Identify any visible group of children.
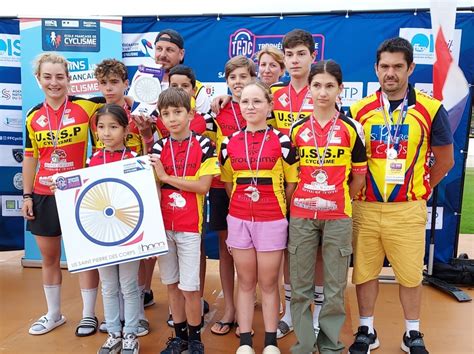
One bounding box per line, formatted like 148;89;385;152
23;28;367;354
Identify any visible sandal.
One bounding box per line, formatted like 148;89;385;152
29;315;66;335
235;323;254;338
276;319;293;339
210;321;235;335
75;316;98;337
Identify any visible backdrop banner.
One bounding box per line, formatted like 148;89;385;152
20;18;122;263
0;19;23;250
122;12;473;264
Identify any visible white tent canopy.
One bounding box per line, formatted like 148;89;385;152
3;0;473;18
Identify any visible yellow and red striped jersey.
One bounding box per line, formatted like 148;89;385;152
290;114;367;219
152;132;219;233
24;97;100;195
220;127;299;221
349;86;452;202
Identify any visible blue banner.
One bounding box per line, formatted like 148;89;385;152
123;12;474;264
0;19;23;250
21;18;123;263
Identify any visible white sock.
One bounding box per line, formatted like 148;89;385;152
138;285;146;320
405;319;420;336
44;284;61;321
81;287;98;318
280;284;292;325
360;316;374;334
313;285;324;328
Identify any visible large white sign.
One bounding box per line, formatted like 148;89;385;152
53;156;167;273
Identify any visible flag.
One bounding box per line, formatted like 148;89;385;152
430;0;470;133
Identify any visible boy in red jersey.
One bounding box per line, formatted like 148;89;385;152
150;88;219;354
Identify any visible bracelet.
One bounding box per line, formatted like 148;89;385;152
23;197;33;202
23;193;33;199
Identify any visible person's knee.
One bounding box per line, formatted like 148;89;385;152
182;289;200;301
258;277;279;294
41;253;60;268
238;276;257;292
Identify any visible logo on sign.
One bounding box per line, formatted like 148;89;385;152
229;29;255;58
12;148;23;163
45;31;62;49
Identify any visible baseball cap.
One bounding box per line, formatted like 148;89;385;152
154;29;184;49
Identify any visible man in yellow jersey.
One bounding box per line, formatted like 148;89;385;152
348;37;454;354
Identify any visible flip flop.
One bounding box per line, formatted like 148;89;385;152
210;321;235;335
235;323;255;338
75;316;98;337
29;315;66;335
276;319;293;339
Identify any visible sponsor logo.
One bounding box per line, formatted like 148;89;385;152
399;28;462;65
205;84;215;97
138;240;167;254
123;158;149;174
0;34;21;67
13;172;22;190
12;148;23;163
229;28;324;61
414;83;433;97
56;175;82;190
1;195;23;217
44;20;58;27
426;206;443;230
278;93;289;108
340;82;363;107
36;115;48;128
0;84;22;107
1;110;22;130
0;132;22;145
122;33;158;67
42;19;100;52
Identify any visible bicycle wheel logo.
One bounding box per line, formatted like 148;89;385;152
75;178;144;246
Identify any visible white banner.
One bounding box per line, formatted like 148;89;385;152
53;156;167;272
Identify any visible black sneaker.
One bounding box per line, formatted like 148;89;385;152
348;326;380;353
160;337;188;354
203;300;209;314
144;290;155;308
188;340;205;354
401;331;429;354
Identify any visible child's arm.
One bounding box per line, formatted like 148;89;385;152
149;154;213;195
224;182;233;198
285;183;297;206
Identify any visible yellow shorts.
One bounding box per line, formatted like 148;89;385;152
351;200;427;287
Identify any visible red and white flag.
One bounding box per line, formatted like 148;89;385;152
430;0;469;133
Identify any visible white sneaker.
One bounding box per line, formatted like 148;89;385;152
236;345;255;354
122;333;139;354
263;345;281;354
98;333;122;354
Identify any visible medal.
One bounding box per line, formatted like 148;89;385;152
387;147;398;160
51;150;60;163
251;190;260;202
315;170;328;184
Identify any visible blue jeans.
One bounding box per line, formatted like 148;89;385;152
99;260;140;334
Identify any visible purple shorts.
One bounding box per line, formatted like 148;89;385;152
226;214;288;252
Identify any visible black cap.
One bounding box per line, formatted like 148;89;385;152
154;29;184;49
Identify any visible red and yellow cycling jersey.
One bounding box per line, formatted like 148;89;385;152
349;86;452;202
271;82;314;136
152;133;220;233
87;148;138;167
290;114;367;219
154;111;215;142
220;127;299;221
24;96;100;195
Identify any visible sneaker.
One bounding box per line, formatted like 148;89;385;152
276;319;293;339
203;300;210;314
160;337;188;354
122;333;139;354
167;314;174;328
188;340;205;354
401;331;429;354
99;321;108;333
144;290;155;308
348;326;380;354
98;333;122;354
137;319;149;337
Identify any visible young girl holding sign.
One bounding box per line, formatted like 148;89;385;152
88;104;140;354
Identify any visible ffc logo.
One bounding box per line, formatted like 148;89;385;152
229;29;255;58
45;31;62;49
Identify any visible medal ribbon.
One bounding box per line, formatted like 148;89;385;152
169;133;193;179
309;111;339;169
230;101;243;131
45;98;68;150
244;127;269;188
380;90;409;155
103;148;127;165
